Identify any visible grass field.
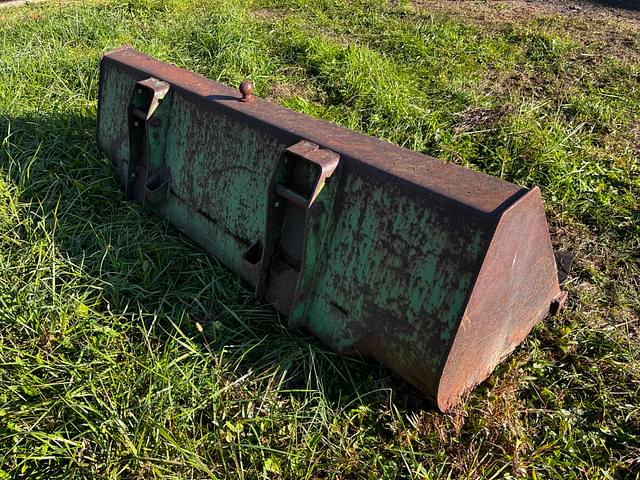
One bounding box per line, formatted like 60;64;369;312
0;0;639;478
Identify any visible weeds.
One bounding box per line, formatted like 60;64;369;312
0;0;638;478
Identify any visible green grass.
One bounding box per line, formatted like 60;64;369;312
0;0;639;478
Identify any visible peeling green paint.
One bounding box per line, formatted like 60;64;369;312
97;49;561;408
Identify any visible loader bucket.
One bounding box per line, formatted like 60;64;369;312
96;47;565;411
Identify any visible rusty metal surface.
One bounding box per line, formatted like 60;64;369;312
127;77;170;203
96;47;564;411
437;187;562;411
98;47;522;215
256;140;340;314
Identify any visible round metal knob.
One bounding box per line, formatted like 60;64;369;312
239;80;255;103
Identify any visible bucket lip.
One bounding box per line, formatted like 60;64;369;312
99;46;526;217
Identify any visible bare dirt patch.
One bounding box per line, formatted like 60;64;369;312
454;105;511;133
412;0;640;63
267;82;300;100
0;0;46;6
412;0;640;23
251;8;286;22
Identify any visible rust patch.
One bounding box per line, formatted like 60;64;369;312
437;187;561;411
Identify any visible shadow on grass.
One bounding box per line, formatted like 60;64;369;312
0;111;434;412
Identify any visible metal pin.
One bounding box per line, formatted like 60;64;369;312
239;80;255;103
